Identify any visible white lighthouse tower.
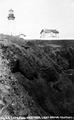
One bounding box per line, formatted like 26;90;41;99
7;9;15;35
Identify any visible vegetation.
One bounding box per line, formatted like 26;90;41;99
0;34;74;118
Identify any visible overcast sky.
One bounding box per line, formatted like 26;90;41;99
0;0;74;38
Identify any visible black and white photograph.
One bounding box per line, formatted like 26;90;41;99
0;0;73;119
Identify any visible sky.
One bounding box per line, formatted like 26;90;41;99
0;0;74;38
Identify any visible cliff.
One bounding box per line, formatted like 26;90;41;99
0;35;74;119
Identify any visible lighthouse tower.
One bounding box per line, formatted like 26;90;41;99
7;9;15;35
8;9;15;20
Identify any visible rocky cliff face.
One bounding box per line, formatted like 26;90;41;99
0;36;74;119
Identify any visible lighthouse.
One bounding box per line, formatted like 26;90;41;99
8;9;15;20
7;9;15;35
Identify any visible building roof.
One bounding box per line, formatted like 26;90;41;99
40;29;59;34
19;34;26;37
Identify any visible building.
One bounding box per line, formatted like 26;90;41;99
19;34;26;39
7;9;15;35
8;9;15;20
40;29;59;38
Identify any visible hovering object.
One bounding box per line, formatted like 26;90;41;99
8;9;15;20
40;29;59;38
